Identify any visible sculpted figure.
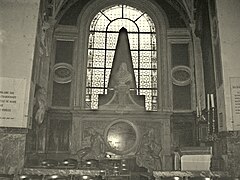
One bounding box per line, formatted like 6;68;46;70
114;63;133;107
40;12;51;56
34;87;47;124
136;128;162;172
77;127;106;160
115;62;133;86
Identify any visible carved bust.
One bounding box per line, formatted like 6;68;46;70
115;62;133;86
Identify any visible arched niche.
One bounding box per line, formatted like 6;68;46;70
75;0;170;111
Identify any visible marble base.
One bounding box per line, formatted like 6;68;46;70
0;128;27;174
22;168;104;176
153;171;229;179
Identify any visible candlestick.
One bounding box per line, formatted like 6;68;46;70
207;108;211;135
210;94;215;108
212;107;215;134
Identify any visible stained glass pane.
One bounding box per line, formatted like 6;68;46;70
86;69;92;87
108;19;138;32
90;93;99;109
131;51;139;68
151;34;157;50
139;70;152;88
152;57;157;69
92;14;110;31
140;34;152;50
106;50;115;68
152;70;157;89
152;89;157;96
89;33;94;48
106;33;118;49
140;51;152;68
90;13;100;31
88;50;105;68
92;32;105;49
143;13;155;31
135;15;151;32
128;33;139;50
92;69;104;87
123;5;143;20
103;5;122;21
139;89;153;110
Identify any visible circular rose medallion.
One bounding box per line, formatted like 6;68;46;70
171;66;192;86
53;63;73;83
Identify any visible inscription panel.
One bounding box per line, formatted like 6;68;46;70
0;77;27;127
230;77;240;130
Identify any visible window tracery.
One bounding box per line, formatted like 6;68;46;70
86;5;157;111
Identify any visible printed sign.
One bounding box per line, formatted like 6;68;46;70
230;77;240;130
0;77;26;127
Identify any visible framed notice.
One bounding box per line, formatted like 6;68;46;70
230;77;240;130
0;77;27;127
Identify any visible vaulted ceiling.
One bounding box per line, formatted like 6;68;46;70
46;0;195;25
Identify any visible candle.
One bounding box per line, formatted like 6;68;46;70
198;99;202;116
196;105;199;117
207;94;210;111
210;94;215;108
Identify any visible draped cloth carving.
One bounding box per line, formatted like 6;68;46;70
136;128;162;172
76;127;106;161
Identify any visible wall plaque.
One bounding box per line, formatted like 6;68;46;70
0;77;27;127
230;77;240;130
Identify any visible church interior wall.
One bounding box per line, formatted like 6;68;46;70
1;0;240;178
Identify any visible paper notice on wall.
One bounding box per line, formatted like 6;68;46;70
0;77;26;127
230;77;240;131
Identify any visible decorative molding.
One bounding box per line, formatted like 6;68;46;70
53;63;74;84
55;25;78;36
167;28;191;39
71;110;172;121
0;127;28;134
171;66;192;86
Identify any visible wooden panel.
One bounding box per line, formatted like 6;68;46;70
47;111;72;152
171;113;195;148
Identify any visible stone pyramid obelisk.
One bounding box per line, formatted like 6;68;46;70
108;27;136;89
99;27;144;111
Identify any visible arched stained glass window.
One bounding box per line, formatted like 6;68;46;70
86;5;157;111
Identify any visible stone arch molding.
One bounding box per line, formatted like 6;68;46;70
75;0;170;110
